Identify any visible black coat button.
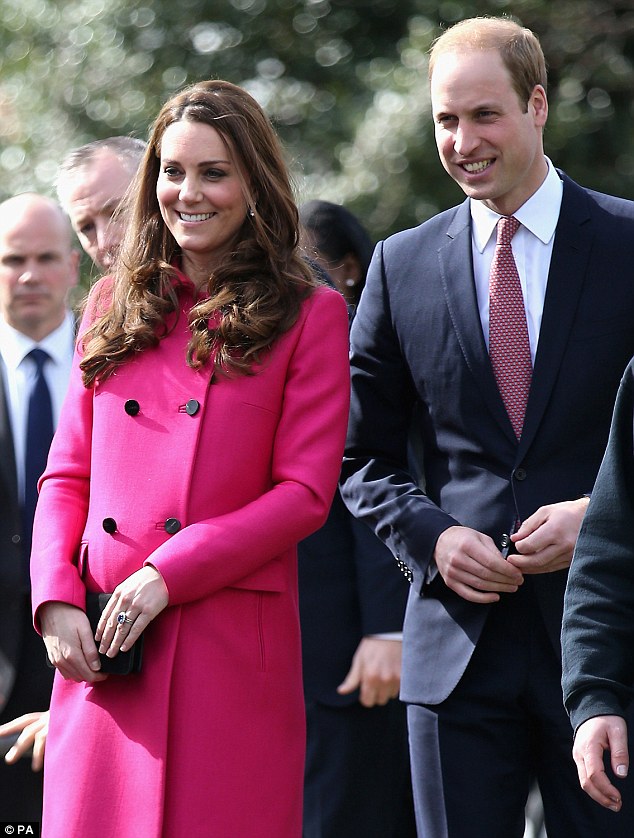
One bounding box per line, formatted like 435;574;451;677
102;517;117;534
514;467;527;481
185;399;200;416
165;517;181;534
124;399;140;416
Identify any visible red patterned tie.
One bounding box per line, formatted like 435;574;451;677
489;216;532;439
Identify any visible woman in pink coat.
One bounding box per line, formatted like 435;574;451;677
30;80;350;838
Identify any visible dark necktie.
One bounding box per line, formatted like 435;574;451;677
488;216;533;440
23;347;54;552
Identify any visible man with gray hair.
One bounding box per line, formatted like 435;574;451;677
56;136;146;271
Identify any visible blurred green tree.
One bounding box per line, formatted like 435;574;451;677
1;0;633;247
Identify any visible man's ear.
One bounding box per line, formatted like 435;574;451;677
530;84;548;128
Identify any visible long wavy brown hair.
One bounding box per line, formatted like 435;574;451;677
79;79;317;386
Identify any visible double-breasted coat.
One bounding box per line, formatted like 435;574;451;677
30;270;351;838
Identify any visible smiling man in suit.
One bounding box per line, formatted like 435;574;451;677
0;193;79;822
340;16;634;838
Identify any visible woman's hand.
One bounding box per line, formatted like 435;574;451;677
95;565;169;658
39;601;107;683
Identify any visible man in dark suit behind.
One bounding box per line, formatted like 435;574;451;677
299;492;416;837
0;194;78;821
0;139;147;813
340;16;634;837
298;198;416;838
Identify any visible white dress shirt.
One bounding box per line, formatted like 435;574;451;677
0;311;75;502
470;157;564;364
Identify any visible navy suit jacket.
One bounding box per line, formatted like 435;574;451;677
341;172;634;705
0;371;25;711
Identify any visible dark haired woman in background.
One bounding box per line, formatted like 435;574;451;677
300;199;374;308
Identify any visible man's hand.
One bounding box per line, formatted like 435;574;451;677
509;497;590;574
0;711;49;771
337;637;402;707
573;715;628;811
39;601;106;683
434;526;523;603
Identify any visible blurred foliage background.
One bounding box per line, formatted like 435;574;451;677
1;0;634;251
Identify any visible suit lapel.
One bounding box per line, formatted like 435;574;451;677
439;180;594;454
0;361;18;502
518;175;592;458
438;200;517;442
0;360;21;599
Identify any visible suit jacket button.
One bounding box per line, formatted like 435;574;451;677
165;517;181;534
185;399;200;416
102;517;117;534
514;467;527;481
11;533;21;544
124;399;140;416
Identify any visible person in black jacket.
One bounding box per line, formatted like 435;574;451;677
562;356;634;815
0;194;79;822
0;138;145;786
298;200;416;838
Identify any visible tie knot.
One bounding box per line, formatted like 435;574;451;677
496;216;520;247
28;347;50;372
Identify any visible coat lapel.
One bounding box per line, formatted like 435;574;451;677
518;175;592;458
0;363;18;502
438;200;517;442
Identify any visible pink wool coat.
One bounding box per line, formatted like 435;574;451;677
30;272;351;838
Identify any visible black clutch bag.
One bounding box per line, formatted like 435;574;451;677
85;592;144;675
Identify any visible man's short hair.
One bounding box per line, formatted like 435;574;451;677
56;136;146;209
429;17;547;111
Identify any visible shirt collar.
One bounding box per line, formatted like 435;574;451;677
0;310;75;371
471;157;563;253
